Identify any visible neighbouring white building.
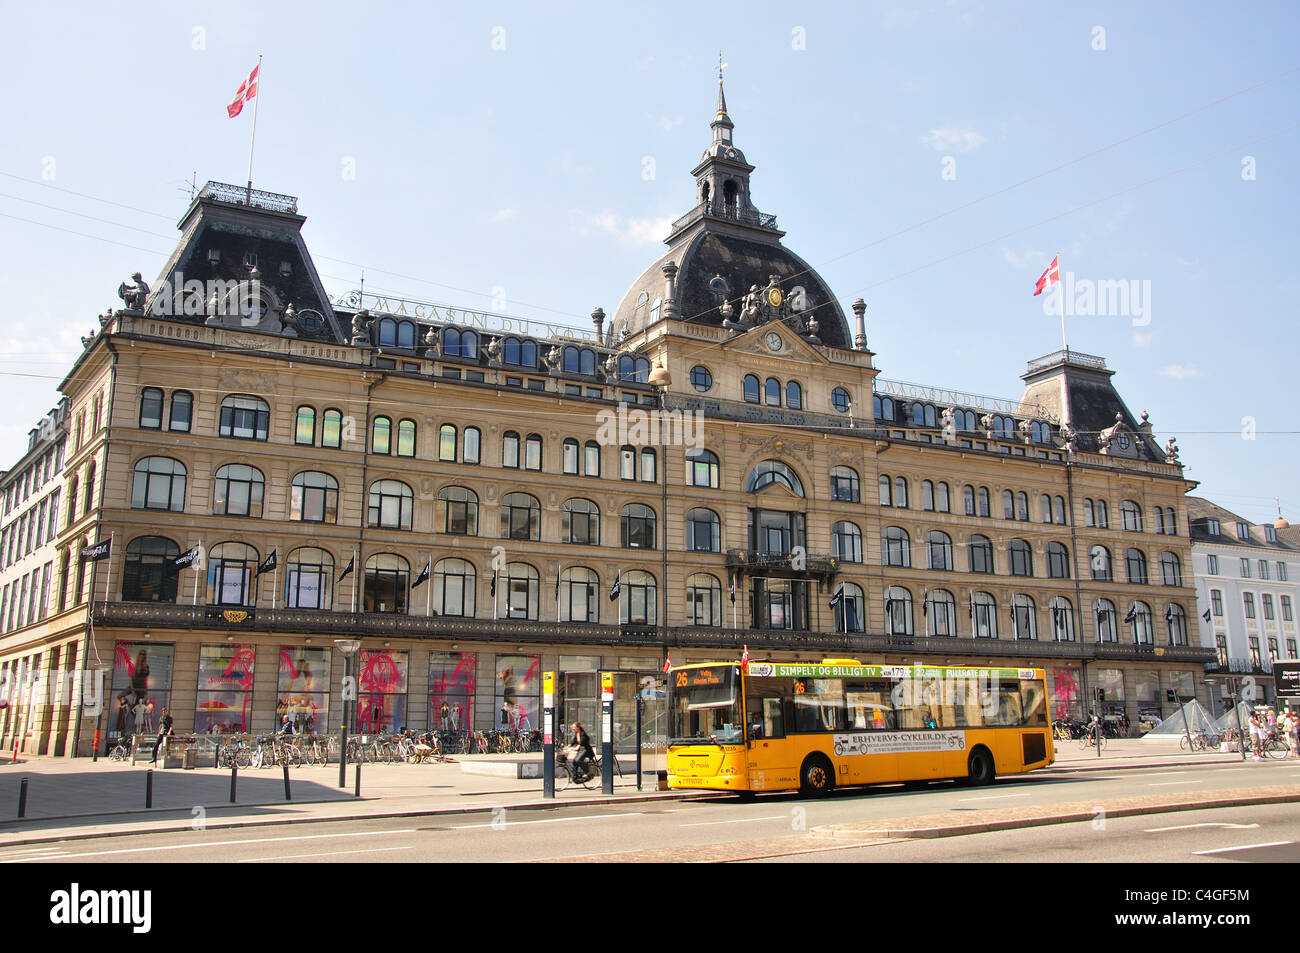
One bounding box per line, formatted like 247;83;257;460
1188;496;1299;715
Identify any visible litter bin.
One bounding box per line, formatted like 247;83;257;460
182;747;196;770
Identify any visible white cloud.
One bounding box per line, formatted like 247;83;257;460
920;127;987;153
578;210;674;246
1160;363;1199;379
491;208;517;223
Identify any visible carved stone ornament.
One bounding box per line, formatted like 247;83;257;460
117;271;150;311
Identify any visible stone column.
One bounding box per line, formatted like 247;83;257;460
852;298;867;350
661;263;680;319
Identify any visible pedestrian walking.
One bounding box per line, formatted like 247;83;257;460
150;707;174;764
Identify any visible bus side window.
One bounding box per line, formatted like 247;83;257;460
746;694;785;739
1020;680;1047;727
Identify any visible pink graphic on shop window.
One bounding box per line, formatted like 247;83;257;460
431;655;476;730
358;651;403;734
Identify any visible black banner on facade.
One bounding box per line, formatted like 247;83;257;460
80;539;112;562
1275;661;1300;700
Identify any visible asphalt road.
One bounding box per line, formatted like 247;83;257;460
0;758;1295;863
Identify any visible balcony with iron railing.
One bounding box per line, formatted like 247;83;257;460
667;200;780;239
198;180;299;215
91;601;1215;663
1025;349;1108;375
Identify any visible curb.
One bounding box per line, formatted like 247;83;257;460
810;789;1300;840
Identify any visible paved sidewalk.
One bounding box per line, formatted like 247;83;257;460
0;738;1284;849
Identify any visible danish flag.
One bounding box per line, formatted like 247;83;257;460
662;652;672;674
227;63;259;118
1033;255;1060;296
740;645;750;672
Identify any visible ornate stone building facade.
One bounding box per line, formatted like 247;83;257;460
0;84;1213;756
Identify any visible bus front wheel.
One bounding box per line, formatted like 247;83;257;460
966;748;995;786
800;755;835;797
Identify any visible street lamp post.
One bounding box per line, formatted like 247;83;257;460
335;638;361;788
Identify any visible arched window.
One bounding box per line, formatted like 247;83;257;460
1096;500;1109;528
831;466;860;503
927;531;953;571
1050;597;1075;642
371;416;392;455
1165;507;1177;535
686;508;720;552
621;503;657;549
562;498;600;545
926;589;956;637
1054;496;1067;525
1009;539;1033;577
1041;494;1053;523
1012;594;1037;640
743;374;760;403
764;377;781;407
619;445;635;481
963;485;976;516
785;381;803;409
1089;545;1113;581
396;419;417;458
364;554;409;614
895;478;909;509
882;526;911;567
562;438;580;475
208;542;259;606
499;563;539;620
834;582;865;633
321;409;343;448
618;355;650;383
1016;492;1029;521
583;441;601;477
290;471;339;524
433;558;476;617
463;427;481;464
832;522;863;563
978;487;990;517
503;337;537;367
1154;507;1166;534
524;433;542;471
131;457;186;511
285;547;333;609
439;424;458;462
924;481;937;511
686;573;722;627
1125;548;1148;585
1095;599;1118;642
1003;490;1015;519
436;486;479;535
1047;541;1071;579
219;395;270;440
972;592;998;639
502;431;520;468
122;536;180;603
378;317;397;347
873;395;892;420
1084;499;1095;526
501;492;541;541
936;482;950;513
1129;601;1153;645
139;387;163;430
746;460;804;496
686;449;719;488
1121;500;1142;531
294;406;316;445
559;567;599;623
1160;552;1182;587
1166;604;1188;646
367;480;413;530
879;475;893;506
968;534;994;574
621;571;657;625
213;464;264;518
444;328;478;359
640;447;656;482
168;391;193;432
884;587;913;637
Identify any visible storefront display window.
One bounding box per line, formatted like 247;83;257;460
429;652;475;731
1050;667;1082;720
195;643;255;734
110;641;174;739
495;654;540;731
357;649;408;734
278;645;331;733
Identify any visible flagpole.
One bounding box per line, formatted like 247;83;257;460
1057;251;1068;355
245;53;263;205
192;544;200;606
351;549;357;614
271;557;278;611
426;554;432;617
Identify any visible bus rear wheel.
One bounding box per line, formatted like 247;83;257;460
800;755;835;797
966;748;995;786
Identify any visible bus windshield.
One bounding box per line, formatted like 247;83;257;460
669;666;743;745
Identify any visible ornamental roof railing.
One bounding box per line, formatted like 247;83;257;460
1025;348;1108;374
199;180;299;215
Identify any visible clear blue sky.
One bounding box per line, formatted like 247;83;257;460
1;1;1296;523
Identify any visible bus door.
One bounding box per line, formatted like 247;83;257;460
843;678;900;783
744;677;795;791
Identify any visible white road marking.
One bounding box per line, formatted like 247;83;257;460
1193;841;1293;855
1145;823;1260;832
1;829;416;863
1148;781;1199;786
452;812;642;830
956;793;1033;802
239;846;414;863
680;815;788;827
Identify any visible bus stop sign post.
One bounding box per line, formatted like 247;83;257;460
635;692;643;792
601;672;614;795
542;671;555;799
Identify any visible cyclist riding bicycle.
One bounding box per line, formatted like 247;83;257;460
563;721;595;781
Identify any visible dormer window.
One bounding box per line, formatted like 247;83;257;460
242;252;257;270
1236;521;1250;540
1265;525;1278;543
1207;518;1220;535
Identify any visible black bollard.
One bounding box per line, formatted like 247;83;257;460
229;765;238;803
145;769;153;809
354;759;361;798
17;777;28;818
282;763;291;801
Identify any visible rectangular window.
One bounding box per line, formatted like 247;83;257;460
110;641;175;741
429;652;476;732
1283;596;1294;622
357;649;409;734
1207;554;1218;575
1277;561;1287;582
1243;593;1256;619
1259;560;1270;580
1240;558;1251;578
278;645;331;733
1211;590;1224;617
1263;595;1275;621
195;643;255;734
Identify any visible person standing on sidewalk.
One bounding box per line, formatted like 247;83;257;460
1248;709;1264;760
151;708;174;764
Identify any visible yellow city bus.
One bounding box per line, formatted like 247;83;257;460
667;659;1054;796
